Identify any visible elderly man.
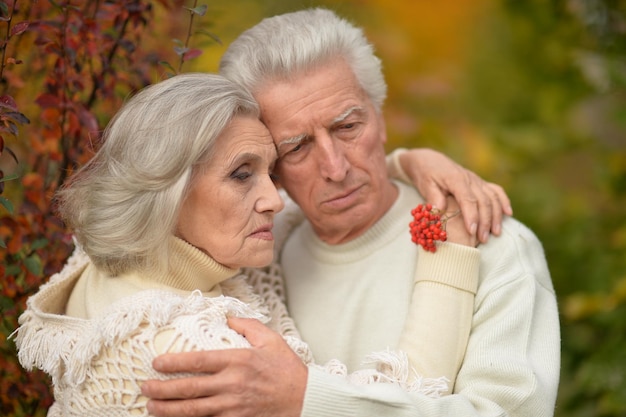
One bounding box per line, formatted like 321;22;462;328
142;8;559;417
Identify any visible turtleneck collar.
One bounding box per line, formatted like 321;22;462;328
157;236;241;292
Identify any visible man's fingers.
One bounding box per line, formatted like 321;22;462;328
152;348;242;374
227;317;275;347
146;395;224;417
142;374;218;400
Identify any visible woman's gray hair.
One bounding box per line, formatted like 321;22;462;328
56;73;259;276
219;7;387;112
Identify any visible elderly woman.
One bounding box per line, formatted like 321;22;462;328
14;73;293;416
14;73;497;416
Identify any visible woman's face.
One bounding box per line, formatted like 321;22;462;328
176;115;284;269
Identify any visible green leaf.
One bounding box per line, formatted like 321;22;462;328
0;173;19;183
185;5;208;16
0;238;5;249
24;254;43;276
0;196;14;214
0;296;15;312
30;238;49;251
174;46;188;56
4;264;20;276
196;29;222;45
158;60;177;75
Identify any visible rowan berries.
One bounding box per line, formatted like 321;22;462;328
409;203;457;253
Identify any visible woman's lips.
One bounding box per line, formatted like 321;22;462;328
249;224;274;240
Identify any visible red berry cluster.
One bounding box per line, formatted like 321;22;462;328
409;203;449;253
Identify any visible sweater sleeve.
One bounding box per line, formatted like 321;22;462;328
398;242;479;394
386;148;412;184
301;218;560;417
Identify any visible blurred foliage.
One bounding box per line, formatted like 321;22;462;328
459;2;626;415
0;0;211;415
0;0;624;416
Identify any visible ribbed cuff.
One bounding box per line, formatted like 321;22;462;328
415;242;480;294
301;367;360;417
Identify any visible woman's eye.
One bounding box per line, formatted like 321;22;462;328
231;169;252;181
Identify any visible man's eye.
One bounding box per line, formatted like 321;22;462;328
279;143;304;160
279;138;310;162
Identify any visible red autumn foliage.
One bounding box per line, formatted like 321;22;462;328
0;1;209;415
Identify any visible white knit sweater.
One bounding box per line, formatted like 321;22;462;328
290;192;561;416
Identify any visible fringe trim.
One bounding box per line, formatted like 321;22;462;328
319;348;449;398
12;246;90;377
14;288;266;385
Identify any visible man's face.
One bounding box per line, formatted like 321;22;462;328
255;59;397;244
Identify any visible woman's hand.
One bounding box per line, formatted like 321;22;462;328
396;148;512;243
441;196;479;248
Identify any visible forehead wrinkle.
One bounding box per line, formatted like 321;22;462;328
231;152;261;165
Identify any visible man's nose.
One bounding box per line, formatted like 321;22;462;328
317;134;349;182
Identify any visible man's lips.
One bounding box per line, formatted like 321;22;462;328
322;185;363;209
249;224;274;240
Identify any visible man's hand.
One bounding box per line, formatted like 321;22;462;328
399;148;512;243
141;317;307;417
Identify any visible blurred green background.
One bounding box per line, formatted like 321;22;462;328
2;0;625;415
